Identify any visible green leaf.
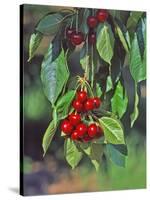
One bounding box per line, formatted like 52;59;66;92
96;83;102;97
41;46;69;105
130;87;139;127
96;23;115;64
91;160;100;172
56;90;76;119
106;76;113;92
80;143;103;172
99;117;125;144
115;22;130;53
130;33;146;82
127;11;143;31
80;8;90;34
137;18;146;60
111;81;128;118
80;55;90;70
106;144;126;167
90;143;103;161
64;139;82;169
42;120;58;156
36;13;66;35
110;144;128;156
28;32;43;61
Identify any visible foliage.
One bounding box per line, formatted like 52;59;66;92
28;8;146;170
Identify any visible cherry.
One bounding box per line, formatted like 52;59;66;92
66;27;75;39
87;16;98;28
76;123;87;138
77;91;87;103
92;97;101;108
88;123;98;137
96;9;108;22
71;130;79;140
61;120;73;134
88;31;96;45
68;113;81;126
70;31;84;45
82;135;92;143
84;98;94;111
96;126;103;138
72;100;83;112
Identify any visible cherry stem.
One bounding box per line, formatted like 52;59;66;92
91;44;94;89
92;8;95;16
70;16;74;28
76;10;79;33
84;36;89;80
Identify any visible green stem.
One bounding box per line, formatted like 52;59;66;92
76;10;79;33
84;36;89;80
91;44;94;89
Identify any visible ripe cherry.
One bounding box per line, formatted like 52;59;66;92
88;123;98;137
87;16;98;28
84;98;94;111
71;130;79;140
66;27;75;39
76;123;87;138
72;100;83;112
69;113;81;126
92;97;101;108
88;31;96;45
61;120;73;135
96;9;109;22
77;91;87;103
70;31;84;45
96;126;103;138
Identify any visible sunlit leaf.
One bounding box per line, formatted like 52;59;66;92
96;23;115;64
99;117;125;144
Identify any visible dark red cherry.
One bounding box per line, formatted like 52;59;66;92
76;123;87;138
87;16;98;28
77;91;87;103
70;32;84;45
68;113;81;126
96;9;109;22
72;100;83;112
84;98;94;111
60;120;73;135
92;97;101;108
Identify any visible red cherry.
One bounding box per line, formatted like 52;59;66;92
88;31;96;44
87;16;98;28
92;97;101;108
71;130;79;140
72;100;83;112
68;113;81;126
96;9;109;22
70;32;84;45
88;123;98;137
82;135;92;143
76;123;87;138
77;91;87;103
84;98;94;111
96;126;103;138
60;120;73;135
66;27;75;39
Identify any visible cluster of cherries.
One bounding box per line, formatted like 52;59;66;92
66;9;108;46
60;90;103;143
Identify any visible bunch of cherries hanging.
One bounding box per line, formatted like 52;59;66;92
61;9;109;143
61;90;104;143
66;9;108;45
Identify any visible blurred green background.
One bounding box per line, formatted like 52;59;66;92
22;4;146;196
